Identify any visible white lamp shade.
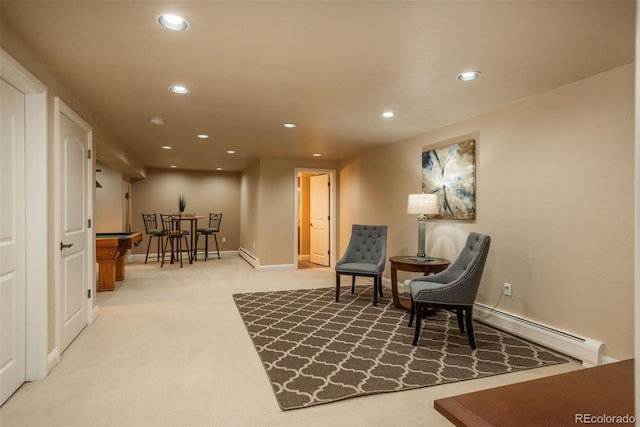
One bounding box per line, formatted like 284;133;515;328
407;193;439;215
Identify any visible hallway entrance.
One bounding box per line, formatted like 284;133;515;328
295;168;336;269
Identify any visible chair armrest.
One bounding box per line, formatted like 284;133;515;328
409;267;455;285
409;278;470;305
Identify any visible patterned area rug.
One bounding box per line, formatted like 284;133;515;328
233;286;569;410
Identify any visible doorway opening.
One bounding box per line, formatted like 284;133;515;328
295;168;336;269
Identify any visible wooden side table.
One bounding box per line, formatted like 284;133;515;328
389;256;450;311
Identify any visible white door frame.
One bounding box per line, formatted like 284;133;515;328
0;49;49;380
53;97;95;356
293;168;336;268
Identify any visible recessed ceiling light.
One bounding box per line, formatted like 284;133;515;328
382;111;396;118
312;153;322;157
196;134;209;139
157;14;189;31
226;150;236;154
161;145;173;150
150;117;165;125
169;85;190;94
170;165;177;168
283;123;297;128
457;71;482;81
216;167;223;171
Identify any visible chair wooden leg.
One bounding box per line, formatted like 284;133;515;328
335;273;341;302
378;276;383;297
145;236;152;264
408;296;415;327
412;303;423;346
166;237;175;263
194;233;207;261
213;234;220;259
173;238;178;263
351;276;355;294
373;279;378;306
161;236;172;267
457;309;465;333
156;235;162;261
184;236;192;264
465;308;476;349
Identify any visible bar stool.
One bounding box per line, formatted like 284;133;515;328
142;213;165;263
195;213;222;261
160;214;192;267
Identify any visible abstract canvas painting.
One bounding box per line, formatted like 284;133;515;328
422;139;476;220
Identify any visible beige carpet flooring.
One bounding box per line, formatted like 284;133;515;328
0;256;582;427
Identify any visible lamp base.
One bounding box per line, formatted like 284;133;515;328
417;216;426;260
409;256;437;262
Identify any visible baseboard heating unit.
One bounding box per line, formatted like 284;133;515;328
474;304;604;367
238;247;257;268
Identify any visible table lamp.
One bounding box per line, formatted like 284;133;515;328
407;193;439;259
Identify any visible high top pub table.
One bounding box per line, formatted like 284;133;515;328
389;256;450;311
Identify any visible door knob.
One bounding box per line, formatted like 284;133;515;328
60;242;74;250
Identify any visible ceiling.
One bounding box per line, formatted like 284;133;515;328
1;1;635;174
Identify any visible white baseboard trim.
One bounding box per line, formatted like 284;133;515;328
299;254;310;261
601;355;619;364
47;348;60;374
474;303;604;367
260;263;296;271
237;248;296;270
128;250;238;262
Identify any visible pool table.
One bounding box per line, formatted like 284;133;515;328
96;232;142;291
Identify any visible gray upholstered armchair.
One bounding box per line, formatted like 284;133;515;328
335;224;388;306
408;232;491;349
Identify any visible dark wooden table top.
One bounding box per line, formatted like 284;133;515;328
434;358;635;427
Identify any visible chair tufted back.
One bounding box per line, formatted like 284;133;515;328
339;224;387;268
411;232;491;305
448;232;490;279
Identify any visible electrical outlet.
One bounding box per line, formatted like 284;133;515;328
222;236;227;243
504;282;512;297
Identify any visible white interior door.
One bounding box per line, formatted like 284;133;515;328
57;99;92;353
310;174;330;266
0;78;27;405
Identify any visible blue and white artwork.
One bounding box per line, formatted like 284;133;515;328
422;139;476;220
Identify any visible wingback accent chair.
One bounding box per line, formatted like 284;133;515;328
408;232;491;349
335;224;388;306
